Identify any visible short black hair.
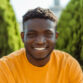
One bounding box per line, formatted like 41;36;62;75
23;7;57;23
23;7;57;31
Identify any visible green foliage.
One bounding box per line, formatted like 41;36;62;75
0;0;23;57
56;0;83;66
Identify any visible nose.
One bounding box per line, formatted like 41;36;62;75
35;35;46;45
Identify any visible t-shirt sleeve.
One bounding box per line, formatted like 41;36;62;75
0;68;6;82
0;58;15;83
69;57;83;83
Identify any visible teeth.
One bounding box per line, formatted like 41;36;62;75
34;48;45;50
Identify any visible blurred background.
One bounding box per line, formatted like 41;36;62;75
0;0;83;69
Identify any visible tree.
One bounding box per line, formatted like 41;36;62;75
0;0;23;57
56;0;83;67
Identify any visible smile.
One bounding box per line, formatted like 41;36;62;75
34;48;46;50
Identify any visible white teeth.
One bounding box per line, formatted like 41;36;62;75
34;48;45;50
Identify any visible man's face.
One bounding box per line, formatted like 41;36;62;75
22;18;57;60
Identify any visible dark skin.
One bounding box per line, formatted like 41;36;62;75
21;18;58;67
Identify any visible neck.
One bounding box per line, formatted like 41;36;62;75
26;53;50;67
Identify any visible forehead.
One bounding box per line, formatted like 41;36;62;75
24;18;56;31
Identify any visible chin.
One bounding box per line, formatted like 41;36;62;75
25;46;54;60
30;50;52;60
31;55;49;60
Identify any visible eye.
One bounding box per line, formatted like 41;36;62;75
27;32;37;38
45;31;53;38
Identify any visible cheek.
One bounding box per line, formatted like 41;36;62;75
24;35;31;43
47;38;55;45
47;36;55;43
48;36;56;46
24;37;34;46
51;35;56;43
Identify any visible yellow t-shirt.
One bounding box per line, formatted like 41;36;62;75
0;48;83;83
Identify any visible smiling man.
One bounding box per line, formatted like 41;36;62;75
0;7;83;83
22;18;57;67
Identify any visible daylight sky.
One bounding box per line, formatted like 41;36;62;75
10;0;70;21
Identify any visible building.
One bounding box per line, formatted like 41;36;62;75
50;0;63;19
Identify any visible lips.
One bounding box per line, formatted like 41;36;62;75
31;44;49;51
34;48;46;51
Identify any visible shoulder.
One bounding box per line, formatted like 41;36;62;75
0;48;25;68
53;49;77;62
52;49;82;69
52;49;72;61
7;48;25;58
0;48;25;61
0;49;25;82
52;50;83;81
0;48;26;76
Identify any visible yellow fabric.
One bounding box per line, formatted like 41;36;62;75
0;48;83;83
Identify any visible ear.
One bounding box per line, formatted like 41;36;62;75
21;32;24;42
56;32;59;39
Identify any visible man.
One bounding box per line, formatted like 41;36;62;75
0;7;83;83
